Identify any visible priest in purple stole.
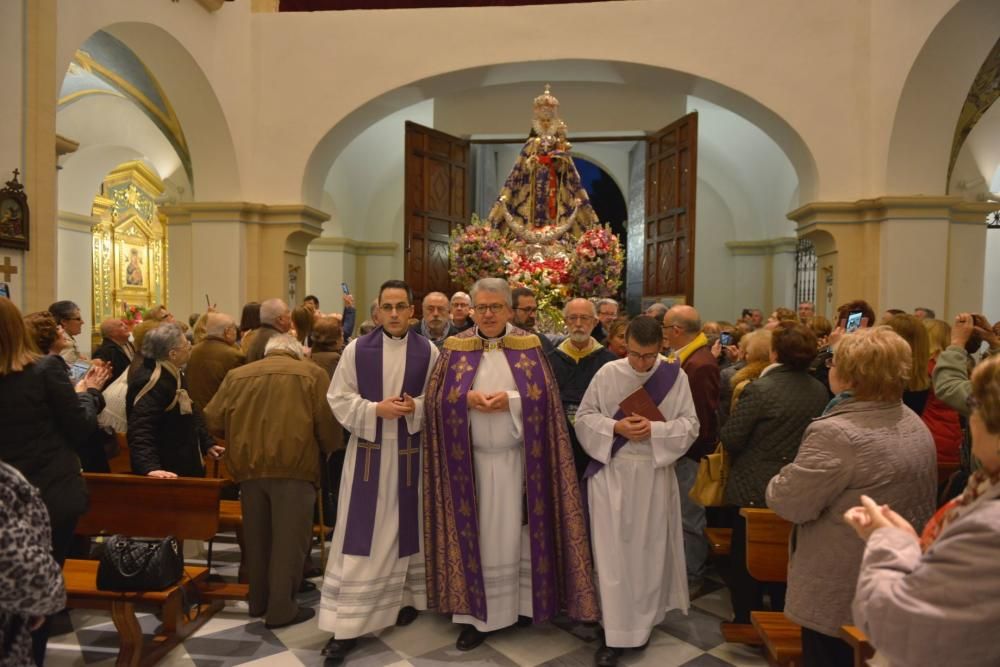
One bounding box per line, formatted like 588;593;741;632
319;280;439;661
423;278;599;652
575;316;699;667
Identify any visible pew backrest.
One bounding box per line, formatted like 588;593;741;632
740;507;793;583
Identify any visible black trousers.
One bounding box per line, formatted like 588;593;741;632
801;627;854;667
31;514;79;666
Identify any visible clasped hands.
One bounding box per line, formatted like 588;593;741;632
843;494;918;543
75;359;112;393
375;393;417;419
467;390;510;413
614;413;652;441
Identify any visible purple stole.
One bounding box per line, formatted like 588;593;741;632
582;359;680;482
344;327;432;558
438;338;557;623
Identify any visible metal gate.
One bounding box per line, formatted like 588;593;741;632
794;239;817;306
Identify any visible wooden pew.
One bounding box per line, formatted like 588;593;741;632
705;527;733;557
741;508;801;667
66;473;247;667
840;625;876;667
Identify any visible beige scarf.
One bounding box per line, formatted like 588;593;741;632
133;360;193;415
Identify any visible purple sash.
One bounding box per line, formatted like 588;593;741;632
344;327;432;557
438;342;558;622
582;359;680;482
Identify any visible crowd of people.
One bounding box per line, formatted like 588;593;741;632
1;284;999;667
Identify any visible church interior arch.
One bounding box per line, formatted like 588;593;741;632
304;61;810;322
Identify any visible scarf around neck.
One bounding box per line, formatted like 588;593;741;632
133;360;193;415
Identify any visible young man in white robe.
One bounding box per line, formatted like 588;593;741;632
575;315;700;667
319;279;439;660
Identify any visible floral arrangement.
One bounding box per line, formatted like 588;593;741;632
121;302;143;325
449;214;510;289
569;224;624;299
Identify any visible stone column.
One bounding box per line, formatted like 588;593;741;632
160;202;328;318
789;196;996;320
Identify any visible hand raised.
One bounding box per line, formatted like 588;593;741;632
952;313;974;348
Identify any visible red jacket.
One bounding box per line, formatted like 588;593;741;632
682;345;720;460
921;358;962;465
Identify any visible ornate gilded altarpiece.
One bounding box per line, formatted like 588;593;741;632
91;161;168;346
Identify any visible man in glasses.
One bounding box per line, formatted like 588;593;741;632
660;304;720;593
424;278;598;651
547;298;617;478
319;279;439;660
574;316;698;667
511;286;555;354
411;291;457;347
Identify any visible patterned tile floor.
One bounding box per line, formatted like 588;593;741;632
45;535;768;667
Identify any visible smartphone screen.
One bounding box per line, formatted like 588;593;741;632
341;282;350;295
720;332;733;347
845;311;863;333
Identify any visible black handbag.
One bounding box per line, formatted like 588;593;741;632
96;535;184;591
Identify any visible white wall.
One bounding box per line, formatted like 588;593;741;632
1;0;24;307
57;226;94;355
983;229;1000;322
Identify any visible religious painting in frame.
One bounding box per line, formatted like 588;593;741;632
0;169;29;251
91;161;168;348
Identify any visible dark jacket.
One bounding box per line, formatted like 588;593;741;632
721;365;829;507
410;321;459;348
245;323;285;363
92;337;133;382
683;345;721;461
186;336;246;412
546;340;617;478
0;355;103;526
126;359;212;477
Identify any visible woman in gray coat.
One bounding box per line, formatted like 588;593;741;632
846;352;1000;667
766;327;937;667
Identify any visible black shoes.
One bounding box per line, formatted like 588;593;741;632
264;606;315;630
456;624;489;651
396;605;419;627
321;636;357;660
298;580;318;594
516;615;533;628
594;645;624;667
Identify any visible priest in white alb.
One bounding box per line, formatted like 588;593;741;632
319;279;439;661
575;315;699;667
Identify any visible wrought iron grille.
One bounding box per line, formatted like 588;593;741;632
794;239;817;306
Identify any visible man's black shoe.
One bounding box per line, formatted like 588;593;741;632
516;615;533;628
264;606;315;630
594;645;624;667
396;605;418;626
456;624;489;651
321;636;357;659
298;580;317;593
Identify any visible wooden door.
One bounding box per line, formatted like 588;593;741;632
404;121;469;311
644;112;697;305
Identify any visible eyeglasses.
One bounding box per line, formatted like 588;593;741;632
626;351;660;362
566;315;594;324
65;316;82;321
474;303;506;314
380;303;411;313
514;306;538;315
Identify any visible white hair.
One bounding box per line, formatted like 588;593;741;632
563;298;597;318
264;334;304;359
259;298;288;325
204;313;235;337
470;278;512;307
596;298;619;313
141;323;186;361
451;291;471;304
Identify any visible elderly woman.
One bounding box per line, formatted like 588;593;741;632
767;327;937;666
127;323;222;478
719;322;829;623
718;329;769;426
605;317;628;358
846;352;1000;666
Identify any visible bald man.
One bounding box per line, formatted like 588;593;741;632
187;312;246;412
92;318;135;381
660;304;719;589
411;291;458;347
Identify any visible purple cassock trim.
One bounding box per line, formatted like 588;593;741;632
344;327;432;558
438;344;562;623
582;360;680;482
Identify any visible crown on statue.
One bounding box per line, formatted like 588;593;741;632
532;84;563;141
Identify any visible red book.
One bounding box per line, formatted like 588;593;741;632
618;386;665;422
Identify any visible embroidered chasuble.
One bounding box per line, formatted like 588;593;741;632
423;325;599;628
574;357;699;647
319;327;439;639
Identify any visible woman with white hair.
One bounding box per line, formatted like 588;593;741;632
127;323;223;478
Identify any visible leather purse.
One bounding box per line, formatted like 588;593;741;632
688;442;729;507
96;535;184;591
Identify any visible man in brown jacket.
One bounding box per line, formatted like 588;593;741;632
204;334;341;629
187;312;245;412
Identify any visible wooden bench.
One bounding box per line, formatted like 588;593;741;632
840;625;875;667
705;527;733;557
67;473;248;667
741;507;801;667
